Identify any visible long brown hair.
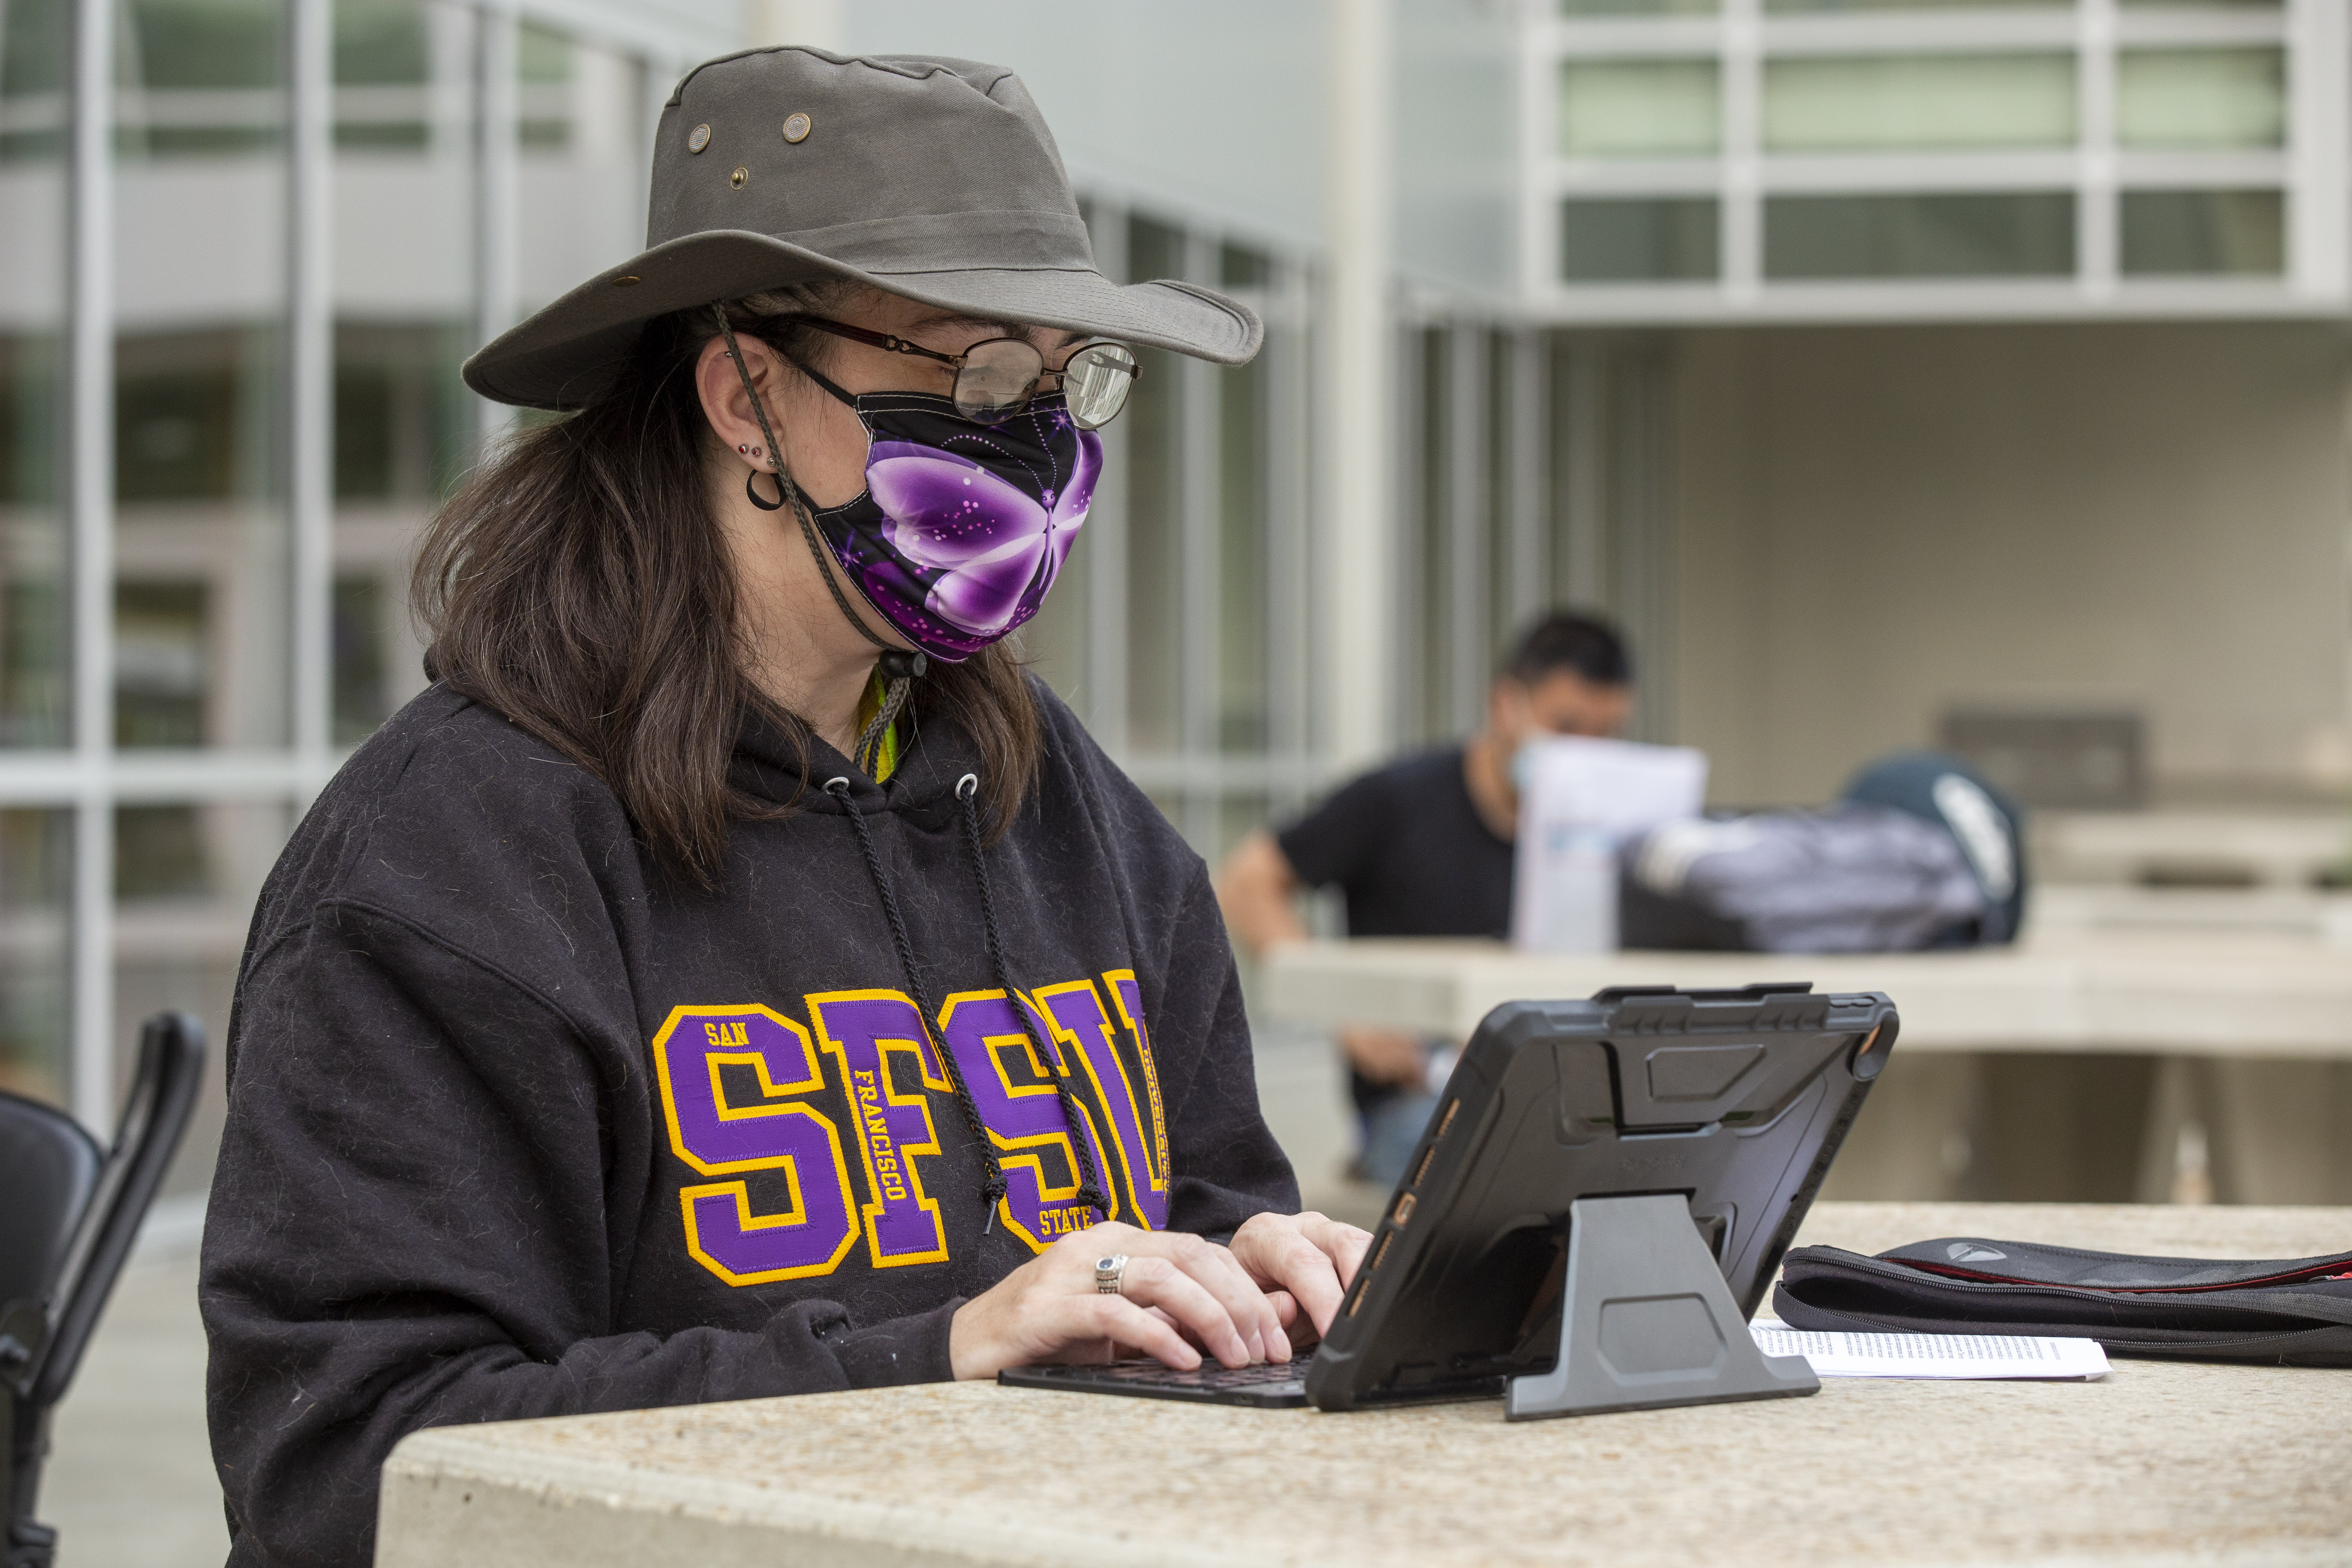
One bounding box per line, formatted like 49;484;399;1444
412;291;1042;882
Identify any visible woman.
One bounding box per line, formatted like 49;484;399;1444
202;47;1367;1568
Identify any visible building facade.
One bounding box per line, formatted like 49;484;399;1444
3;0;2347;1203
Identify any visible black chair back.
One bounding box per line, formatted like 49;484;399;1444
3;1012;205;1568
0;1099;100;1358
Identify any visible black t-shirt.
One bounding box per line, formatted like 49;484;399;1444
1276;747;1513;940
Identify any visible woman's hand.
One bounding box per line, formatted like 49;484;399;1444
948;1222;1289;1381
1229;1210;1374;1348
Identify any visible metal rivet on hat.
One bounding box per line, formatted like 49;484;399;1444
611;274;640;287
781;112;811;144
687;123;711;153
729;165;748;190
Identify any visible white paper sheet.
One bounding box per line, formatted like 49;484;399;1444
1749;1320;2109;1381
1510;736;1709;952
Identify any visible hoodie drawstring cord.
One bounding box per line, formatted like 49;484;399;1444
954;773;1111;1216
713;300;927;769
822;776;1011;1230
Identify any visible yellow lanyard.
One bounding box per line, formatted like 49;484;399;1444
853;669;900;783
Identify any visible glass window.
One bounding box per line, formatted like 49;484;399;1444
1216;245;1270;755
2;0;68;162
333;574;391;742
517;21;571;150
1561;197;1719;282
1219;242;1271;290
1768;0;2061;9
116;796;287;1193
1123;217;1186;755
2120;189;2285;276
1562;0;1717;13
1485;332;1515;665
1412;329;1449;746
122;0;284;156
1765;54;2076;153
1766;192;2076;278
116;331;272;503
2;0;69;750
515;24;648;322
1219;354;1268;753
0;808;69;1104
116;802;211;898
118;0;291;752
2117;49;2285;150
334;2;476;747
115;580;208;746
1559;59;1719;159
334;0;430;149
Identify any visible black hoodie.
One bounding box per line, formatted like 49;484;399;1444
199;678;1298;1568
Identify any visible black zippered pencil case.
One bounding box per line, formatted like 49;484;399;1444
1773;1235;2352;1366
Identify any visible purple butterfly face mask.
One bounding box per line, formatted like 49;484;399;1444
802;383;1100;663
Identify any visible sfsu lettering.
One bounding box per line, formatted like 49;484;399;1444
650;972;1169;1286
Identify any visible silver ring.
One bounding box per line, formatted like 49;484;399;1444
1095;1253;1128;1295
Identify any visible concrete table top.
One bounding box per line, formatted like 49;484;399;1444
377;1202;2352;1568
1256;932;2352;1056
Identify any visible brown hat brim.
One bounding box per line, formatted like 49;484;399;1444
462;228;1262;411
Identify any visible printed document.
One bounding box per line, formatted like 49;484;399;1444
1749;1321;2109;1380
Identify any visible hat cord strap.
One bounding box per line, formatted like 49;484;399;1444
713;304;923;774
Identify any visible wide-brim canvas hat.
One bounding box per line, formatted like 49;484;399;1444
463;47;1262;410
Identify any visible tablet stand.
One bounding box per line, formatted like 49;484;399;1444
1506;1193;1819;1421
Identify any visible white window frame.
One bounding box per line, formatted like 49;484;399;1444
1519;0;2347;325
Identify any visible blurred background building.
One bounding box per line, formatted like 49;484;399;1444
3;0;2349;1217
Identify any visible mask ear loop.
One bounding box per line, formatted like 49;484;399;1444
713;302;926;777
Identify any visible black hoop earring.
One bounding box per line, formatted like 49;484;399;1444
745;467;785;511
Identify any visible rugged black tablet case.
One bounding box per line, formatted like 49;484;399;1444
1775;1238;2352;1366
1305;983;1897;1411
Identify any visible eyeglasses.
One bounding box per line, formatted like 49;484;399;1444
795;317;1140;429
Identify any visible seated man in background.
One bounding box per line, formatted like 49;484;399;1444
1218;612;1633;1184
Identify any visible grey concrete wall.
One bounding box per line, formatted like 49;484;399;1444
1668;321;2352;808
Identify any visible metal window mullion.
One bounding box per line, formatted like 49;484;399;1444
1265;258;1312;811
288;0;334;795
473;4;519;450
67;0;116;1132
1505;328;1548;635
1519;6;1556;300
1722;0;1763;303
2078;0;2118;297
2285;0;2346;300
1083;199;1131;758
1179;231;1220;850
1389;319;1424;746
1561;337;1608;612
1445;325;1489;735
1623;349;1675;743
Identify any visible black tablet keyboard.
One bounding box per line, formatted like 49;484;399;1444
997;1357;1311;1408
